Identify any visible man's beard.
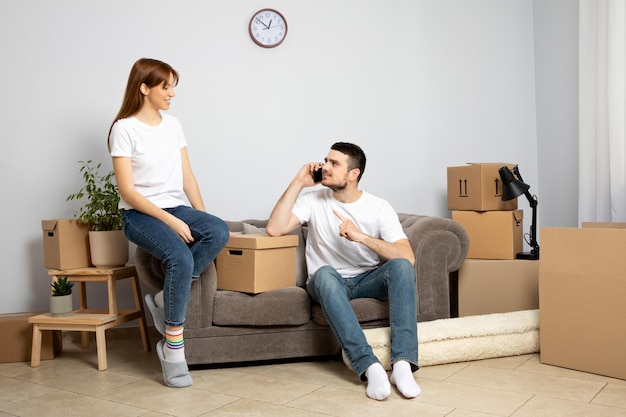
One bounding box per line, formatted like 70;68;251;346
327;181;348;192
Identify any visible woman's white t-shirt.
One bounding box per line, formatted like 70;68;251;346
292;188;407;279
109;114;188;210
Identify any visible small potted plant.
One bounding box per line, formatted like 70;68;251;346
67;160;128;267
50;276;74;316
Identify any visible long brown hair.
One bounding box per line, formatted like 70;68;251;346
107;58;179;149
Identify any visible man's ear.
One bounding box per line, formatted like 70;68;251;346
349;168;361;182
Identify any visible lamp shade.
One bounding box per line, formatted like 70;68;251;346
499;166;530;201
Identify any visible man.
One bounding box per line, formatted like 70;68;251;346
266;142;421;401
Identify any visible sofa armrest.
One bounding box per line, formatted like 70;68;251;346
398;214;469;321
186;263;217;329
134;246;217;330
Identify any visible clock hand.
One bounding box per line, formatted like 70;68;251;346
268;19;272;29
255;17;269;29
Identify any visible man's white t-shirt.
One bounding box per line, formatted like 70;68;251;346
292;188;407;279
109;114;188;210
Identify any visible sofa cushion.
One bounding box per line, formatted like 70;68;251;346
311;298;390;326
212;287;311;326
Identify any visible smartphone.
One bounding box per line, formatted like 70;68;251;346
313;167;323;183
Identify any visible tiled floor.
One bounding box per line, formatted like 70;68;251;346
1;332;625;417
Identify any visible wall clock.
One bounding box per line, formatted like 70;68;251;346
249;9;288;48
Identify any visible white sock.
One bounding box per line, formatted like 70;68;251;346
154;291;164;308
365;362;391;400
164;328;185;362
390;360;421;398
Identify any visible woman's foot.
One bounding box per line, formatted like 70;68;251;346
144;293;165;336
156;339;192;388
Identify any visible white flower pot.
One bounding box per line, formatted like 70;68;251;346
50;294;73;317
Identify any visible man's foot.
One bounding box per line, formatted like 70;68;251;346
390;360;421;398
365;362;391;400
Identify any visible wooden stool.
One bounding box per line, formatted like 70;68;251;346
29;265;151;370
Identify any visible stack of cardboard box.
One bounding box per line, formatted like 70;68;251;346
447;163;539;317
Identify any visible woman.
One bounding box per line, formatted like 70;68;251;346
108;58;229;387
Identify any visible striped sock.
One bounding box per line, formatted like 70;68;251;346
164;328;185;362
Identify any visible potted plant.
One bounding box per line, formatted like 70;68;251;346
66;160;128;268
50;276;74;316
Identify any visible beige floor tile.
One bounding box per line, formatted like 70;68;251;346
192;369;322;405
2;336;625;417
222;362;278;375
592;383;626;409
287;385;452;417
255;359;363;391
257;359;442;400
104;339;162;379
1;389;146;417
0;360;48;378
137;413;181;417
512;395;626;417
447;410;508;417
417;361;469;381
15;362;141;396
416;377;532;416
518;355;626;386
416;353;534;382
0;375;57;407
448;364;606;402
204;398;334;417
97;378;239;417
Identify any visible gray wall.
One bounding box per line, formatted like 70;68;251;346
0;0;578;314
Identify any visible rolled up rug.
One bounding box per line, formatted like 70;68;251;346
344;309;539;370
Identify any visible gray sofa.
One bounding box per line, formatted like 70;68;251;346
135;213;469;366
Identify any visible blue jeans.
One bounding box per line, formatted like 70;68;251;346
307;258;418;380
122;206;229;327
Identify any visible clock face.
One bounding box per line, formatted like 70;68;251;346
249;9;288;48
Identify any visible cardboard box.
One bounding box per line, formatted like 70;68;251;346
452;210;523;259
42;219;91;269
458;259;538;316
539;224;626;380
447;163;518;211
0;312;62;363
216;234;298;293
582;222;626;229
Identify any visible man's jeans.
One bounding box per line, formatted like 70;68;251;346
307;258;419;380
122;206;229;327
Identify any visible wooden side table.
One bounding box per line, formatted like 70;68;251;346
29;265;151;370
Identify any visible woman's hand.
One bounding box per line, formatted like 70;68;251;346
169;217;194;243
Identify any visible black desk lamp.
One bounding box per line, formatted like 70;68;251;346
498;165;539;260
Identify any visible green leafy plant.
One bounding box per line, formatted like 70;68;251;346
66;160;123;231
51;276;74;296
